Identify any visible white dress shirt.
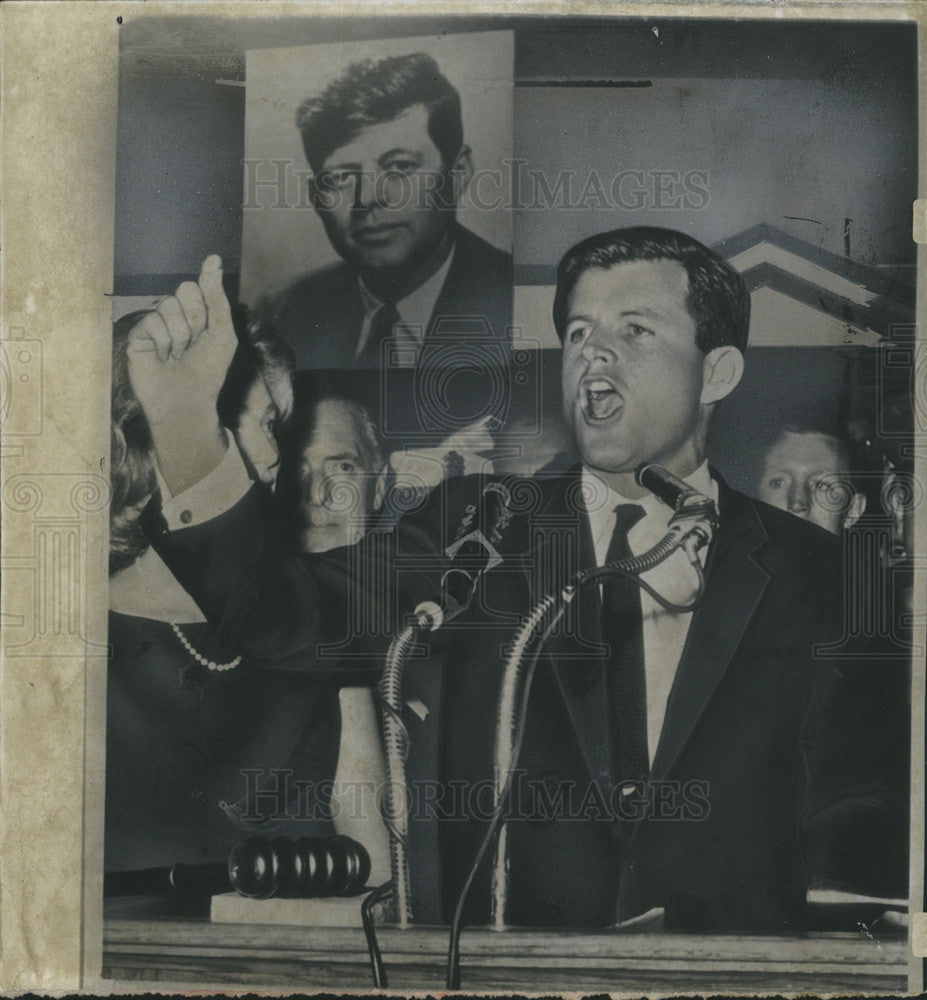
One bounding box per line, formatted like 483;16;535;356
109;435;252;622
157;432;252;531
355;244;456;363
582;463;718;763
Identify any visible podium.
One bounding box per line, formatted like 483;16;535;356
102;897;907;992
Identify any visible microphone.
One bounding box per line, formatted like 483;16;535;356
419;481;512;626
635;463;717;549
635;463;700;511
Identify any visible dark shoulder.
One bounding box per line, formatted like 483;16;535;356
276;260;355;306
452;225;513;274
438;469;567;506
402;471;502;526
755;494;840;552
731;488;843;580
271;262;361;359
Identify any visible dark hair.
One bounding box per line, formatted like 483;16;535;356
770;422;853;472
296;52;463;173
217;316;296;432
552;226;750;355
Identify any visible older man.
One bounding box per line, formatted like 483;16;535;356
134;230;906;931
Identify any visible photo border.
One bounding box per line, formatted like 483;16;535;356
0;1;922;992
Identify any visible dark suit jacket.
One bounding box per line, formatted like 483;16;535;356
148;468;908;931
105;610;338;875
273;223;513;370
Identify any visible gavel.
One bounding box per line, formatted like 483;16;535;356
228;834;372;899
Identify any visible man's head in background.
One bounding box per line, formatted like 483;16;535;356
279;376;387;554
553;226;749;497
297;53;473;302
758;425;866;535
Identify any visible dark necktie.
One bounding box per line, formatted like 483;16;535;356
600;503;649;786
357;301;400;369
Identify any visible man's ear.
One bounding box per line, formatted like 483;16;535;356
700;345;745;407
843;491;867;530
448;145;473;205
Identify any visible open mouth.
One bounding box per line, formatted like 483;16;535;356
582;379;623;421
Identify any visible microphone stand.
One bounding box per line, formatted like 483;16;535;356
375;483;512;929
489;494;717;932
375;603;443;928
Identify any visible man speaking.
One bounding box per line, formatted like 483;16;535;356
132;228;907;932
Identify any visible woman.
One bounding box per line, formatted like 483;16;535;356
105;311;339;880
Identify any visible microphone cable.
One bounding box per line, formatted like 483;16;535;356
362;881;394;988
580;555;706;615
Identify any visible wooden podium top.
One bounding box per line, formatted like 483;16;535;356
102;898;908;993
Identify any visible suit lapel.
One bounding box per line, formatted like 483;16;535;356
649;480;772;783
299;265;366;368
421;224;473;345
421;224;503;340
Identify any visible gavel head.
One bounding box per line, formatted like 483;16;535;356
228;834;372;899
228;837;277;899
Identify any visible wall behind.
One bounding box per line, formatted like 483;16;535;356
113;17;917;293
513;74;916;281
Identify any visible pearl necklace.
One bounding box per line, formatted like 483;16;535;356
171;622;241;672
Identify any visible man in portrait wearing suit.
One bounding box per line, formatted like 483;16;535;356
132;228;906;933
273;52;513;370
